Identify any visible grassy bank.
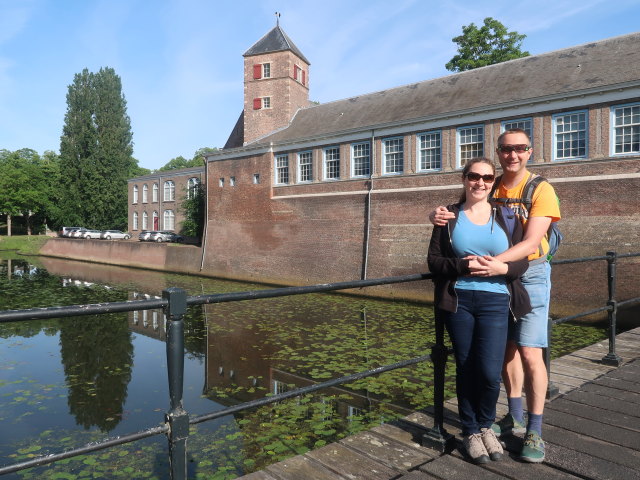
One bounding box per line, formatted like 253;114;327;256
0;235;50;255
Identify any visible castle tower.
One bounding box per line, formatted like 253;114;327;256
241;23;310;144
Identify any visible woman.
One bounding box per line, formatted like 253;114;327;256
428;157;531;464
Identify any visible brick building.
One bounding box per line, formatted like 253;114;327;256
128;166;204;234
199;27;640;295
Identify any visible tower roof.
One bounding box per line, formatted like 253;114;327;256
244;25;310;64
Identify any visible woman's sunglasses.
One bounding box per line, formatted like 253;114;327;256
465;172;495;183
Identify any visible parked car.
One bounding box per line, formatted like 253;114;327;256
149;231;184;243
138;230;157;242
59;226;81;237
70;228;88;238
101;230;131;240
83;229;103;239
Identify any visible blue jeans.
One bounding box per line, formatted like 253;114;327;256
441;289;510;435
509;261;552;347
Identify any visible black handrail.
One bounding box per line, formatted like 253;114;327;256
0;252;639;478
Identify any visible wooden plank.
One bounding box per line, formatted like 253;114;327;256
306;442;398;479
578;381;640;405
263;454;345;480
340;429;433;471
560;388;640;417
543;423;640;472
543;441;640;480
395;470;441;479
417;453;507;479
547;397;640;432
236;471;279;480
544;404;640;450
593;375;640;394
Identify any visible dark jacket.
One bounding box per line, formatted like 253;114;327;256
428;201;532;320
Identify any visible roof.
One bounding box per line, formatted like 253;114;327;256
129;165;205;182
244;25;310;64
246;32;640;147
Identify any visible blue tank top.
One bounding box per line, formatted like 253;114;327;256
451;210;509;294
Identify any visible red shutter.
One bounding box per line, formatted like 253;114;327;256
302;70;306;86
253;98;262;110
253;64;262;79
293;65;298;80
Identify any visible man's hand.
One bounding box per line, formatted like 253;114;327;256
467;255;508;276
429;206;455;226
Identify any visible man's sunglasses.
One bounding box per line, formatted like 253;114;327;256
497;144;531;153
465;172;495;183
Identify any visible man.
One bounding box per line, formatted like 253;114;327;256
429;128;561;463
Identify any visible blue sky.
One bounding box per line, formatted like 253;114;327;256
1;0;639;171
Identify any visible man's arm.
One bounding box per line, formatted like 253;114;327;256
494;216;552;263
429;206;455;226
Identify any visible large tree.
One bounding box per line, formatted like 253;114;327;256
445;17;529;72
0;149;54;235
58;67;137;229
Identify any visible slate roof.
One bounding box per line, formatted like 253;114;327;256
244;25;310;64
246;32;640;147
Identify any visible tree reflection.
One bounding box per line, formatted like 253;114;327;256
59;315;133;432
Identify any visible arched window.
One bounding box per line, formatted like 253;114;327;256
132;211;138;230
163;210;175;230
133;185;139;203
152;183;159;202
142;211;148;230
164;181;175;201
187;177;200;199
152;211;159;230
142;184;148;203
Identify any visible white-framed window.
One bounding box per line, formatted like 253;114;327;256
457;125;484;168
142;184;148;203
611;103;640;156
187;177;199;199
275;154;289;185
132;185;138;203
142;211;148;230
293;64;305;85
417;131;441;171
253;97;271;110
253;173;260;184
230;176;236;186
553;111;588;160
323;146;340;180
164;181;175;201
152;183;158;202
132;211;138;230
262;63;271;78
383;137;404;175
262;97;271;109
297;151;313;183
351;142;370;178
219;178;224;187
163;210;175;230
502;118;533;142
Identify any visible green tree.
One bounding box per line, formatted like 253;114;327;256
58;67;139;229
158;147;215;171
180;182;205;237
0;149;52;235
445;17;529;72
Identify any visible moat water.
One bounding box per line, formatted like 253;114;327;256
0;252;617;479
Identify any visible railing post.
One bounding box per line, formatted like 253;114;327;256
602;251;622;366
163;288;189;480
422;314;455;453
545;317;559;399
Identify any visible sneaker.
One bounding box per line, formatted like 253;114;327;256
463;433;490;464
520;431;545;463
491;413;526;437
480;428;504;461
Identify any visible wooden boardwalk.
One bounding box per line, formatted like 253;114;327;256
237;326;640;480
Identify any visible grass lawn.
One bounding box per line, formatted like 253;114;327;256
0;235;50;255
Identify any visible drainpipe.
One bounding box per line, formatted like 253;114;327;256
200;156;209;271
361;129;375;280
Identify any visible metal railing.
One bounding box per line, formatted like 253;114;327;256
0;252;639;478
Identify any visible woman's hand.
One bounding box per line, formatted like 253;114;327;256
467;255;508;276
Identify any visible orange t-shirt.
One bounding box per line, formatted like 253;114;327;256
494;172;561;260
